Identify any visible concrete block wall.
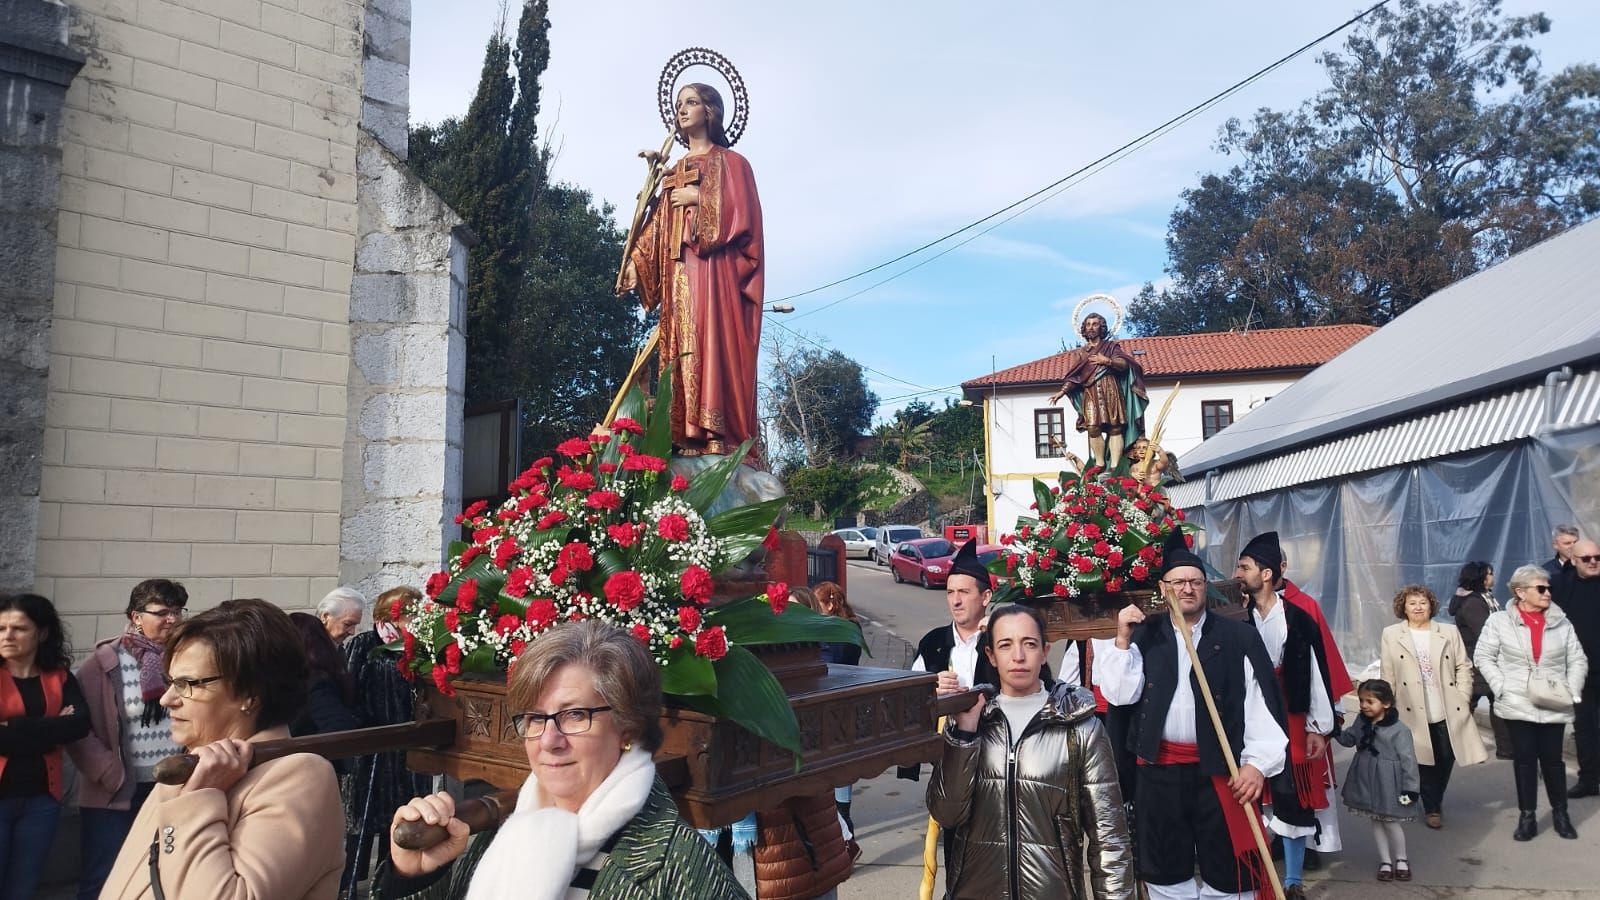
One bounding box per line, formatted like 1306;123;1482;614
39;0;369;642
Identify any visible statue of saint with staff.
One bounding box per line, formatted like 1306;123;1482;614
616;49;764;457
1049;294;1148;469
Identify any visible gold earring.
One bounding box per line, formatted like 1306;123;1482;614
623;741;634;751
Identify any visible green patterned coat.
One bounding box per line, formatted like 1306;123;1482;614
373;778;748;900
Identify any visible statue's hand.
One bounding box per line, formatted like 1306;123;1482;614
670;185;701;208
1048;390;1064;405
1088;353;1112;366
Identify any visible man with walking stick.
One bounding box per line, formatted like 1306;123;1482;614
1096;531;1289;899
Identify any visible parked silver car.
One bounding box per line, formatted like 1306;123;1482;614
829;528;876;559
874;525;923;565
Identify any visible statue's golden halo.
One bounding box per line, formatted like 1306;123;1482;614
1071;293;1124;338
658;47;749;148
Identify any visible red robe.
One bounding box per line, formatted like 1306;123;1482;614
628;146;764;454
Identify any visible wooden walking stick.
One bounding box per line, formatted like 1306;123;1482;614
1159;582;1285;900
918;710;947;900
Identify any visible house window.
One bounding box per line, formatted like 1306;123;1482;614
1201;400;1234;439
1034;408;1066;458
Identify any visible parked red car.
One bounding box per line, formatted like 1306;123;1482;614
889;537;958;589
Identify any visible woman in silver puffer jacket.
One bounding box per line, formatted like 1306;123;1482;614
927;604;1134;900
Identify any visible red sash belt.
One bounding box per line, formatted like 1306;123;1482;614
1142;740;1269;892
1274;664;1332;811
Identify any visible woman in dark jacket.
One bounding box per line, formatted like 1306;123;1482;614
0;593;91;900
342;586;432;891
1449;561;1511;758
287;612;359;754
928;604;1133;900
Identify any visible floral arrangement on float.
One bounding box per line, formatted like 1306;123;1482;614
988;463;1197;603
393;374;861;754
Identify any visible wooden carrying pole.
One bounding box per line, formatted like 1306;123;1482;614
151;719;457;785
1160;585;1285;900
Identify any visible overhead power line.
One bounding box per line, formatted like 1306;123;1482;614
779;0;1392;318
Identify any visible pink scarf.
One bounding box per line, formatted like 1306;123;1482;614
120;630;167;725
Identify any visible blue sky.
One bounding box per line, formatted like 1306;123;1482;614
409;1;1600;420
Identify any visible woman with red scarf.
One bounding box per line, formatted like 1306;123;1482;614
68;579;188;899
0;593;90;900
1475;565;1589;841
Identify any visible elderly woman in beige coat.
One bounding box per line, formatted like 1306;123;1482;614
100;599;344;899
1379;585;1487;831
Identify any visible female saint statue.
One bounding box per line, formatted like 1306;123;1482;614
619;83;764;456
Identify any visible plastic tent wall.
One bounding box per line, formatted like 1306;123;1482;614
1182;423;1600;667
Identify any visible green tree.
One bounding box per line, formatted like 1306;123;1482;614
873;416;931;469
784;462;867;520
1131;0;1600;335
408;2;644;457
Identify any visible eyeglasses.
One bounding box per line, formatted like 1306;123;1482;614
1579;556;1600;563
510;706;613;739
1161;578;1207;590
161;674;223;698
138;607;186;620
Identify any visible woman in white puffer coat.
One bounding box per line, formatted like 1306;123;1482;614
1474;564;1588;842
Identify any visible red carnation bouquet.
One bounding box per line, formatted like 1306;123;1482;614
991;465;1195;602
395;376;860;754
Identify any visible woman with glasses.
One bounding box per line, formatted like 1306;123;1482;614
1378;585;1486;834
1474;565;1589;841
99;598;346;898
379;620;746;899
0;593;91;900
69;579;190;899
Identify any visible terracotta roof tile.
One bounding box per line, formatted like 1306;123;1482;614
963;324;1377;390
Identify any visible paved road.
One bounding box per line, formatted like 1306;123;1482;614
842;557;951;660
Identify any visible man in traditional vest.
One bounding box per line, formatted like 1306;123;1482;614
1279;556;1353;868
1097;530;1288;899
1236;532;1337;900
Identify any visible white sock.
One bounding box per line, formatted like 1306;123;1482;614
1371;821;1392;865
1385;821;1407;864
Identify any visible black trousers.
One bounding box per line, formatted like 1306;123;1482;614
1418;720;1455;814
1135;763;1261;894
1573;674;1600;787
1507;719;1568;811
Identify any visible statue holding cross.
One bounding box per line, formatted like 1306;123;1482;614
617;53;764;458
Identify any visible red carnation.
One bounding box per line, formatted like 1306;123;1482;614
556;438;591;457
425;571;449;599
631;623;651;644
505;566;533;598
558;542;594;572
548;564;569;585
1131;563;1150;581
1106;576;1125;592
585;490;622;511
670;635;683;649
559;468;597;491
1000;533;1015;546
1114;522;1129;534
614;417;645;434
1175;509;1187;521
525;599;557;630
622;453;668;473
1138;545;1158;562
767;581;789;614
618;443;636;457
444;642;462;674
678;606;702;632
1082;524;1102;539
472;526;501;543
455;579;478;611
1107;550;1124;567
657;513;690;542
1053;583;1070;597
694;626;728;660
459;546;484;567
454;500;489;525
1073;556;1095;574
509;638;528;658
535;510;567;530
598;462;617;474
604;571;646;611
1092;540;1111;557
431;665;453;695
671;474;690;492
608;523;639;548
444;609;459;632
493;539;520;569
680;565;713;604
494;614;520;636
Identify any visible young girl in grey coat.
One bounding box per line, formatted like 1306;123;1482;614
1335;679;1421;883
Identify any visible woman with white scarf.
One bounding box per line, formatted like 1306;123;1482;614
378;620;747;900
